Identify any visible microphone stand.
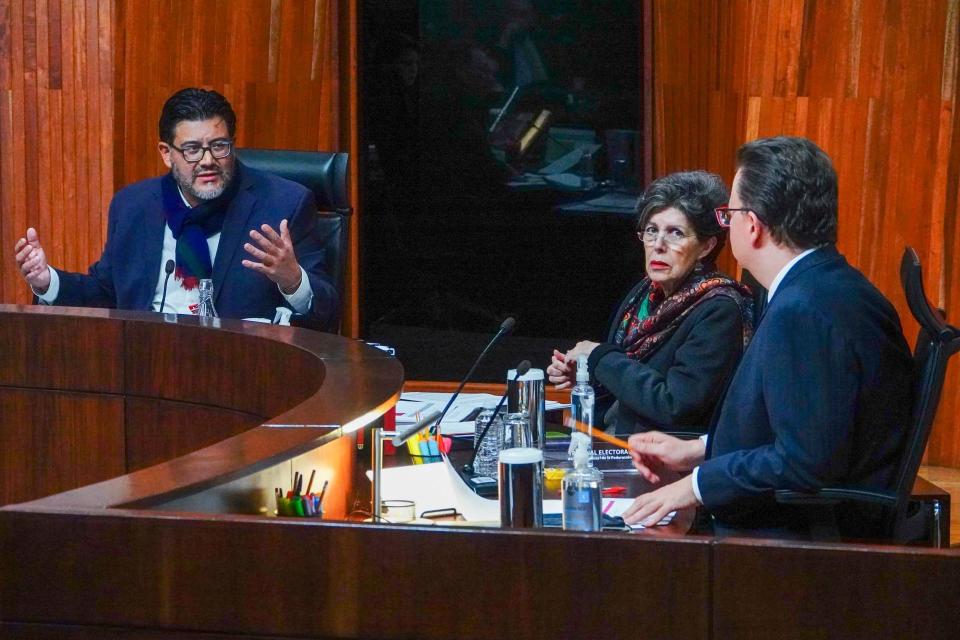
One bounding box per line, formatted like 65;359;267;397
431;317;515;435
159;259;175;312
372;410;441;522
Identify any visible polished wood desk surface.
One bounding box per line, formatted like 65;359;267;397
0;304;403;511
2;307;958;640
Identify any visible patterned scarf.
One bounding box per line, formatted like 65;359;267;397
160;164;241;290
615;263;754;360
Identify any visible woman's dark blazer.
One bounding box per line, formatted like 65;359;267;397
586;281;747;435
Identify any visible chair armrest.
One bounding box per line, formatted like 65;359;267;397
774;488;897;507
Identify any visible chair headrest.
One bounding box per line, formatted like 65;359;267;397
237;148;350;213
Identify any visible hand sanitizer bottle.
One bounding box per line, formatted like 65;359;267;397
570;355;594;446
562;432;603;531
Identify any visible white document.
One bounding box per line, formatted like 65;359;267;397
369;463;674;528
365;457;499;522
396;392;569;436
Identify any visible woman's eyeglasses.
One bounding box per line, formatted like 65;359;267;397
637;226;693;248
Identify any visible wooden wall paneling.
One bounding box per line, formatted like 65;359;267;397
124;397;265;473
0;1;114;307
654;0;960;466
0;388;124;505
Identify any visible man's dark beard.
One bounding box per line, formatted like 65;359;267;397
172;161;235;201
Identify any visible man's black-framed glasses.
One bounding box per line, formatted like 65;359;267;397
170;139;234;163
714;205;755;228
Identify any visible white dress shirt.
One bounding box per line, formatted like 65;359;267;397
36;186;313;317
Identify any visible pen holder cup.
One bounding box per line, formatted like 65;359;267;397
275;495;324;518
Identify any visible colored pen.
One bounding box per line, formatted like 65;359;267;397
317;480;329;509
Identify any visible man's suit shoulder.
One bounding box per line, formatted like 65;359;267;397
112;175;164;202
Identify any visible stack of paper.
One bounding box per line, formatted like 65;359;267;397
396;392;569;436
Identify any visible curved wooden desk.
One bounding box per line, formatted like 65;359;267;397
0;304;403;515
2;307;959;640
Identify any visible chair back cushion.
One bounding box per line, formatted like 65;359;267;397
237;148;351;309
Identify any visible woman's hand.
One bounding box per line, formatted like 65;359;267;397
564;340;600;364
547;349;575;389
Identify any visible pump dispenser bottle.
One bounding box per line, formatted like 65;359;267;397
570;355;595;443
561;433;603;531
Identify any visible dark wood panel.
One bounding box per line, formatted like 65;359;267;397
0;310;123;392
123;321;322;417
0;622;300;640
125;398;264;473
0;388;124;505
0;623;307;639
712;540;960;640
0;511;710;640
0;307;401;513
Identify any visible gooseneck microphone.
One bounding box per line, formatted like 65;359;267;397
431;317;516;434
158;259;175;313
463;359;531;475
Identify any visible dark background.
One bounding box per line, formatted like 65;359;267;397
359;0;644;382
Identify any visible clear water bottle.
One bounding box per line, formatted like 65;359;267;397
473;408;504;478
562;433;602;531
570;355;594;449
197;278;218;318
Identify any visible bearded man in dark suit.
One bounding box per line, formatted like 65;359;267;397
14;88;338;329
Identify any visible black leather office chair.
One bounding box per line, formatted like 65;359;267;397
775;246;960;544
237;148;350;331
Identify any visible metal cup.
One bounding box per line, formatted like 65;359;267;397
498;413;543;528
507;368;545;449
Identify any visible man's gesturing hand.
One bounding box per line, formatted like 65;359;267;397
14;227;51;293
241;219;302;293
627;431;705;484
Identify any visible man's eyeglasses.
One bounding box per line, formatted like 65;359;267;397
170;140;234;163
637;225;694;248
714;205;755;228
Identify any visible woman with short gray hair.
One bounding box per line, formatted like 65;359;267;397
547;171;754;435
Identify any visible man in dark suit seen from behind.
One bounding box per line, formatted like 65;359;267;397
13;88;338;328
622;136;914;539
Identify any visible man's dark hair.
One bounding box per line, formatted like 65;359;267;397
635;170;730;263
158;88;237;144
735;136;838;249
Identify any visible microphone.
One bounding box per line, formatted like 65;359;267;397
463;359;531;475
391;410;442;447
159;259;175;312
431;317;516;434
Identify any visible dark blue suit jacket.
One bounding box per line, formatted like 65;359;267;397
54;164;339;328
697;246;914;531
